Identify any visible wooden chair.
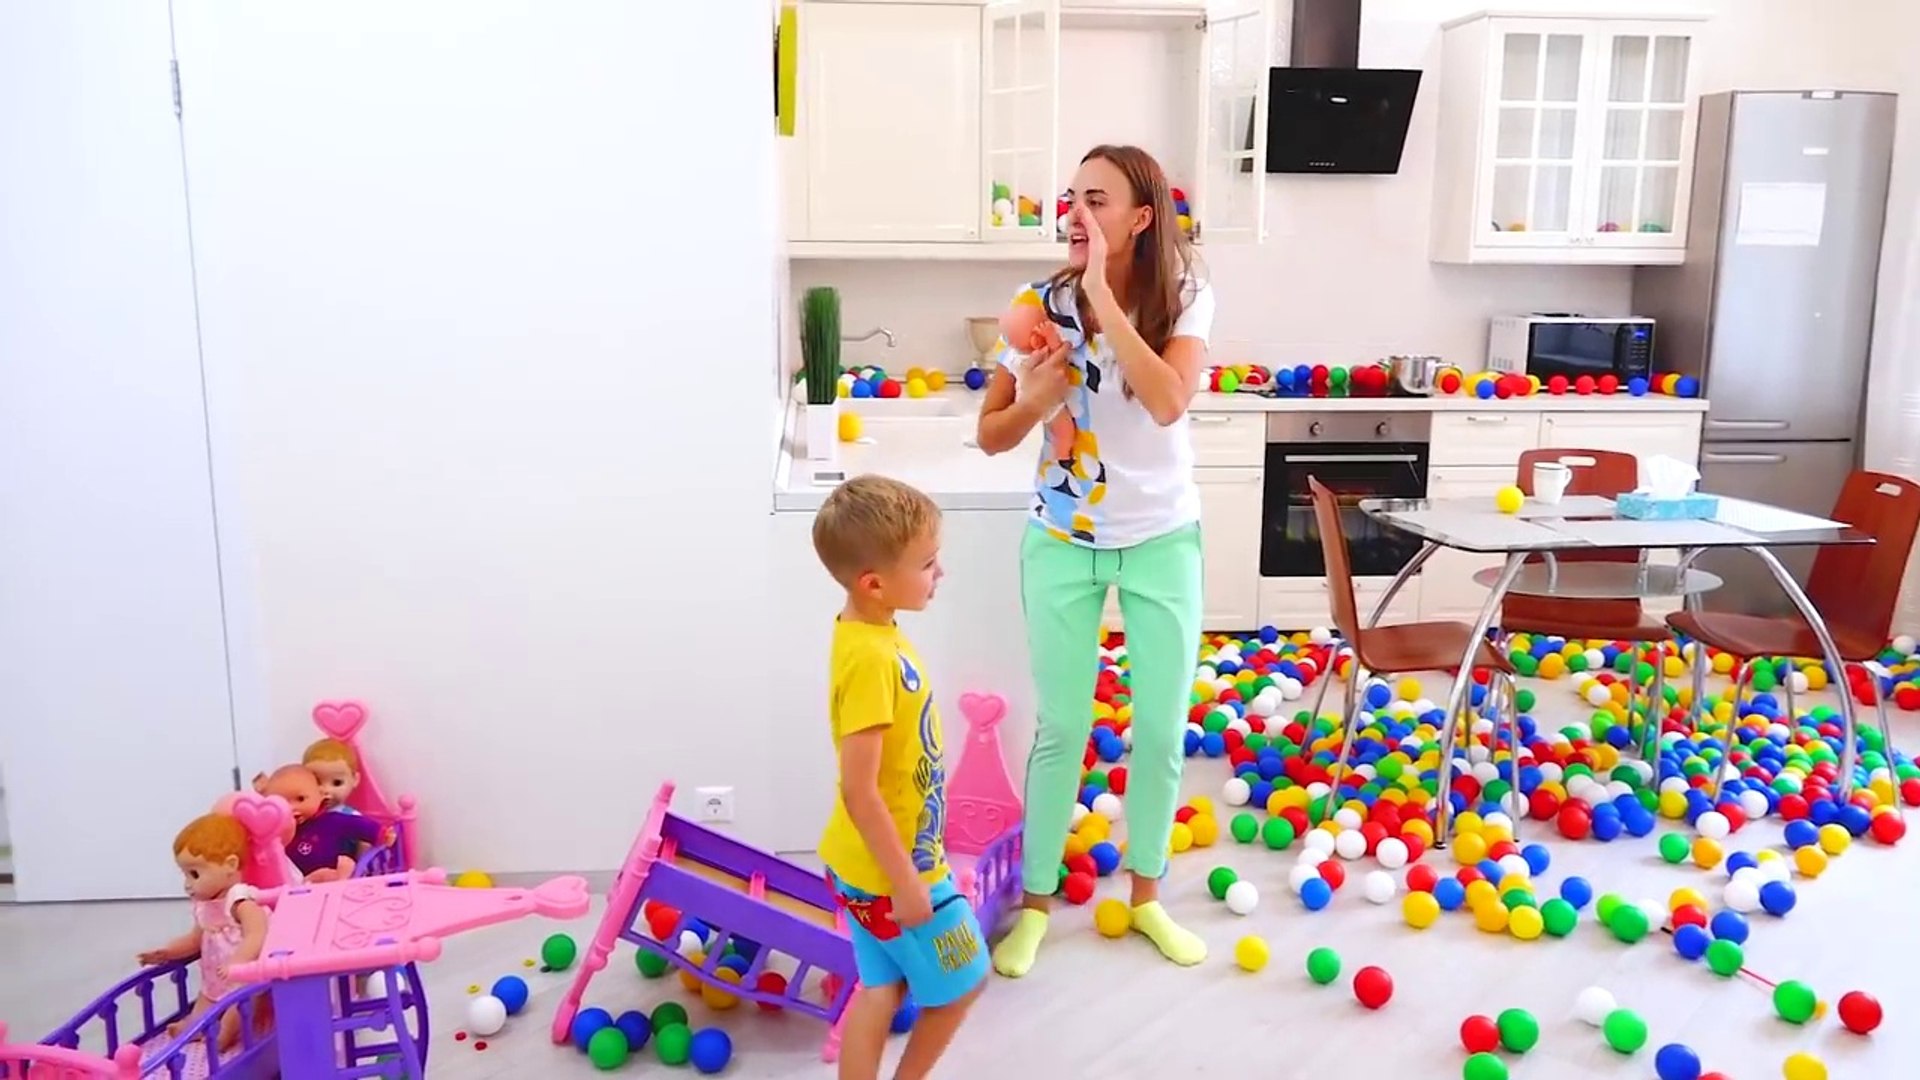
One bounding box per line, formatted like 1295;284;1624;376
1307;477;1521;840
1668;470;1920;808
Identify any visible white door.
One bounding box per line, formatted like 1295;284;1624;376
800;3;983;242
0;5;241;900
1197;467;1263;630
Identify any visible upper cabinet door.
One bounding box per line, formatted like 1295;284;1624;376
1479;27;1594;249
800;3;982;242
1197;0;1272;244
982;0;1060;243
1582;27;1695;252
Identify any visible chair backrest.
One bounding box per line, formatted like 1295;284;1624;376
1308;476;1364;646
1806;470;1920;643
1517;448;1639;564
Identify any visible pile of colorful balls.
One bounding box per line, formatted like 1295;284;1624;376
835;364;948;400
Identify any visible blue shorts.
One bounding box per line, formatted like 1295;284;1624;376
828;871;988;1008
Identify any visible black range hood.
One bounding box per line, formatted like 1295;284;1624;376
1257;0;1421;175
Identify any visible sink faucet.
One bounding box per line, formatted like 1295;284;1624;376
843;326;896;348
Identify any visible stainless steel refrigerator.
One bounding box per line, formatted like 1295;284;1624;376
1633;90;1897;615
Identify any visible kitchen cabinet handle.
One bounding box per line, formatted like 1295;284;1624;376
1707;419;1791;431
1192;415;1233;425
1464;415;1508;424
1284;453;1421;464
1702;452;1787;464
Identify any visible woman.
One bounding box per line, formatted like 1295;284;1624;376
976;145;1215;975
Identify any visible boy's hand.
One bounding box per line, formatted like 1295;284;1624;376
890;879;934;929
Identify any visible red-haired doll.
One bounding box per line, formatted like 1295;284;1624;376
136;814;271;1051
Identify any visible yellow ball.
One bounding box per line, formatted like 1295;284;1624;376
1063;834;1091;860
1233;935;1270;972
1691;837;1725;869
1169;822;1194;854
1494;485;1525;514
1817;823;1851;855
453;870;494;889
1403;890;1441;929
703;967;743;1010
1794;844;1829;878
1480;823;1514;847
1188;814;1220;847
1712;651;1735;674
1464;880;1499;911
680;952;707;992
1669;887;1708;913
1659;790;1689;818
836;409;864;442
1189;796;1216;815
1402;818;1435;847
1453;832;1490;866
1474;901;1511;934
1395;677;1422;701
1094;898;1132;938
1077;814;1112;843
1498;875;1532;897
1454;811;1485;836
1782;1051;1828;1080
926;369;948;390
1508;904;1545;940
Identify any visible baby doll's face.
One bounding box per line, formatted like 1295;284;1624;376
177;851;242;901
308;759;358;808
262;770;326;823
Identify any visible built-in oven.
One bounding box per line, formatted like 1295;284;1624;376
1261;412;1431;578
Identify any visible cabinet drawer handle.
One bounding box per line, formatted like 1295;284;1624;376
1464;415;1508;424
1702;452;1787;465
1193;415;1233;425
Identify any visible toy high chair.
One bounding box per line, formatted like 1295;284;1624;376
310;701;420;876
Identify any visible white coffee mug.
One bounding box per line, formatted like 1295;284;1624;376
1533;460;1572;504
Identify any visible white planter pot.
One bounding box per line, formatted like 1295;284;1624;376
803;402;840;463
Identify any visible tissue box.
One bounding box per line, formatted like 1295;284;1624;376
1616;492;1721;521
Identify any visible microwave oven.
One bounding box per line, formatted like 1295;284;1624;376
1487;315;1655;383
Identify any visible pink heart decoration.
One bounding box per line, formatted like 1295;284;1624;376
313;700;369;742
229;794;291;841
958;692;1005;732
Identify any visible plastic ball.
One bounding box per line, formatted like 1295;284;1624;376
1724;878;1761;913
570;1007;613;1052
1061;871;1096;905
636;948;671;978
1335;829;1368;860
1540;898;1579;937
654;1023;692;1066
1837;990;1882;1034
1301;877;1334;911
1654;1043;1702;1080
1463;1052;1509;1080
614;1010;652;1051
1710;909;1750;944
1495;486;1524;514
1782;1052;1827;1080
1497;1008;1540;1053
1705;938;1744;977
1508;904;1545;940
688;1028;733;1074
1659;832;1691;863
1575;986;1617;1026
1306;946;1342;985
1817;823;1851;854
1234;935;1270;972
1696;810;1730;839
542;933;579;972
586;1026;630;1070
1353;965;1394;1009
1793;844;1829;878
1461;1014;1501;1053
1376;836;1410;869
963;367;987;391
652;1001;690;1030
1759;880;1798;916
1773;979;1817;1024
1223;777;1252;806
1208;865;1240;900
1608;903;1651;943
467;994;508;1037
1603;1008;1648;1053
490;975;529;1015
1560;876;1594;909
1672;923;1710;960
1403;890;1441;928
891;1000;918;1034
1091;792;1123;820
1226;880;1261;915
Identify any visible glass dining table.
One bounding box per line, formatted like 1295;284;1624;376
1353;493;1873;845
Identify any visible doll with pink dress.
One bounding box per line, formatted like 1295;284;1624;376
135;813;272;1054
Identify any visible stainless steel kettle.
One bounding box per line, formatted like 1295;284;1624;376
1388;355;1442;395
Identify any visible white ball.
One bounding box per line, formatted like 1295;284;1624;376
1335;829;1368;860
1280;677;1303;701
1660;776;1690;795
1122;727;1133;749
1586;684;1612;706
1497;854;1530;881
1305;782;1332;802
1309;626;1334;644
1250;695;1278;718
1737;790;1769;821
992;196;1015;219
1893;633;1917;656
1538;763;1565;784
1305;829;1337;856
1288;863;1321;894
1375;837;1409;870
1091;793;1124;820
1195;664;1218;682
677;930;704;957
1225;880;1260;915
1787;669;1809;694
1222;777;1252;807
1724;879;1762;913
1297;848;1328;868
1412;697;1436;715
1333;807;1364;830
1758;858;1793;884
1584;648;1606;670
1070;803;1090;827
1606;780;1635;801
1730;866;1763;890
467;994;508;1037
1227;718;1252;738
1575;986;1617;1027
1637;899;1667;928
1364;870;1398;904
1483;812;1515;834
1696;810;1730;840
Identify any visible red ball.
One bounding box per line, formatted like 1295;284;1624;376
1319;861;1347;891
1837;990;1883;1034
1529;788;1562;820
1896;685;1920;710
1438;371;1463;394
1460;1014;1501;1054
1779;794;1810;821
1902;777;1920;806
1456;867;1486;887
646;905;682;942
1406;864;1439;893
1353;965;1394;1009
1870;812;1906;845
1175;806;1198;825
755;971;788;1012
1574;374;1597;395
1494;377;1514;399
1061;871;1096;905
1547;374;1570;395
877;378;903;399
1671;904;1708;930
1400;832;1428;865
1486;839;1520;862
1597;374;1619;394
1065;852;1097;878
1360;822;1390;854
1108;766;1128;794
1557;805;1593;840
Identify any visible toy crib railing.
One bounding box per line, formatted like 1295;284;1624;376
30;957;278;1080
955;824;1024;939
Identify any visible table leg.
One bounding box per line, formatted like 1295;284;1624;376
1434;552;1528;848
1743;545;1859;796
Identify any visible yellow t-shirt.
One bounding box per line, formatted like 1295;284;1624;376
817;619;949;895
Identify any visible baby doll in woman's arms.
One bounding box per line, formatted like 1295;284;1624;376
1000;291;1079;462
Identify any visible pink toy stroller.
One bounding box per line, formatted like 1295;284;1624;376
309;701;420;877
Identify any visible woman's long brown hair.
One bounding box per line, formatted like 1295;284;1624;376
1047;144;1197;358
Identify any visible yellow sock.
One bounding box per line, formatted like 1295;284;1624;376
1130;901;1206;966
990;909;1049;978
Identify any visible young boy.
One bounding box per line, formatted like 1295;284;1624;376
811;475;987;1080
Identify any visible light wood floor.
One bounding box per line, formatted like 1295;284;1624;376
5;675;1918;1078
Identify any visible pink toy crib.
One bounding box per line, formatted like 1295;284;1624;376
310;701;420;877
551;691;1024;1063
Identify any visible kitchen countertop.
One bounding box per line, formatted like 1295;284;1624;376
772;389;1711;511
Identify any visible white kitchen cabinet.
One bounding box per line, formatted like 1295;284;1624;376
790;2;984;242
1430;13;1705;265
1198;466;1263;630
1539;411;1702;474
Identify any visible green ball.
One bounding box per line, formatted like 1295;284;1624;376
1608;903;1651;944
651;1002;690;1030
1208;866;1239;900
1515;688;1536;712
1595;893;1624;924
587;1026;630;1070
636;948;670;978
1262;816;1297;850
1306;946;1341;985
1085;770;1110;791
1540;898;1578;937
1377;756;1404;782
1497;1007;1540;1054
1658;833;1690;863
1602;1008;1648;1053
1773;979;1818;1024
654;1022;692;1066
1706;938;1744;977
1203;711;1229;734
1501;889;1537;911
1230;812;1260;843
542;933;578;971
1463;1051;1509;1080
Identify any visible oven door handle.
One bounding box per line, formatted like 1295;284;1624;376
1282;453;1423;464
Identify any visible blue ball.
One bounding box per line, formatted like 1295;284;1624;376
718;952;751;975
1560;876;1594;910
1590;810;1624;842
890;999;919;1035
614;1010;652;1052
1476;379;1496;399
1365;682;1392;709
1300;878;1334;911
1089;841;1122;875
1183;729;1203;756
1675;375;1700;397
1709;909;1750;944
850;380;875;398
688;1027;734;1074
1259;626;1281;644
1759;880;1797;916
1840;803;1873;836
963;367;987;391
1628;377;1650;397
684;919;712;946
1477;859;1504;885
1726;851;1759;876
1672;923;1710;960
1433;877;1467;911
490;975;529;1015
1201;732;1227;757
729;937;761;963
1521;843;1551;876
571;1007;614;1053
1655;1042;1702;1080
1784;819;1820;849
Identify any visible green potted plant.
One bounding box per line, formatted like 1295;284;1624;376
800;285;841;462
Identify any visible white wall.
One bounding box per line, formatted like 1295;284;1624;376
172;0;780;874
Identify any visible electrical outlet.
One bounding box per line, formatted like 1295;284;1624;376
695;786;735;823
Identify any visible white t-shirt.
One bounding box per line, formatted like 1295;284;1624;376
998;277;1216;549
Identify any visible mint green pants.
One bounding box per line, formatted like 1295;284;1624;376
1019;522;1202;889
